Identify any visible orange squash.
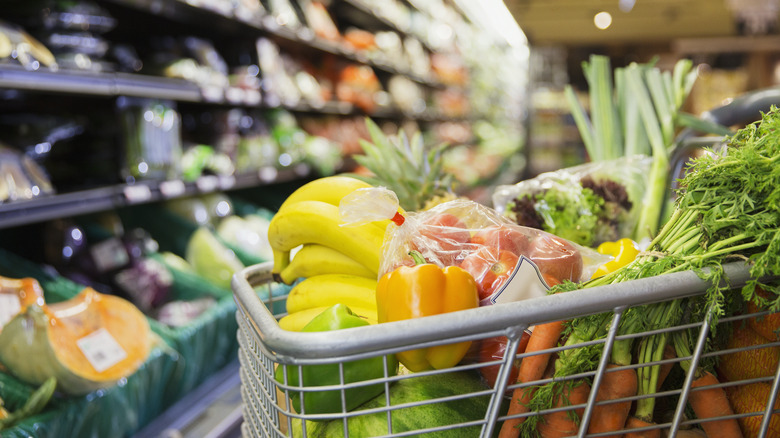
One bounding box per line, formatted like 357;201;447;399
717;323;780;383
0;287;151;395
726;382;780;438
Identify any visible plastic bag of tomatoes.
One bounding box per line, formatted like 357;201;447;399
378;197;606;306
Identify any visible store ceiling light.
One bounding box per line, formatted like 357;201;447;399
453;0;527;47
594;11;613;29
619;0;637;12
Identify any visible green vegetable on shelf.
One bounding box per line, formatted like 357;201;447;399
274;304;398;417
0;377;57;431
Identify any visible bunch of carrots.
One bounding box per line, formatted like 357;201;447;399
499;106;780;437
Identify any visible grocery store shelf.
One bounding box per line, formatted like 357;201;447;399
0;65;202;101
101;0;444;89
0;167;309;230
132;360;243;438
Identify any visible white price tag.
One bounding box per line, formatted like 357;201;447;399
124;184;152;203
244;90;261;106
225;87;244;104
490;257;551;306
196;175;219;192
90;237;130;273
160;180;185;198
258;167;277;182
77;328;127;372
219;175;236;190
0;294;22;327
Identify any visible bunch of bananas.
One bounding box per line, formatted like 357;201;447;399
268;176;388;331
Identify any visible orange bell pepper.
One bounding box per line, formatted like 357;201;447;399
376;251;479;372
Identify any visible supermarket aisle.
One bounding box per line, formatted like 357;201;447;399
133;361;243;438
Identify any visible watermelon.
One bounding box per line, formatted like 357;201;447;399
291;370;498;437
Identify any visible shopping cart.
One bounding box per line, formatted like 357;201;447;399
233;260;780;437
233;88;780;437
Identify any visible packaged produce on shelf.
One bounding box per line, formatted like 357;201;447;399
432;87;468;118
0;19;57;70
232;0;266;23
335;63;383;113
300;0;340;41
234;111;279;173
25;0;115;72
119;97;183;183
343;27;376;52
373;31;404;65
154;297;217;328
0;281;153;396
42;215;174;313
149;36;230;99
403;36;431;78
430;52;468;86
256;37;303;106
387;75;426;114
265;0;305;29
216;213;273;262
492;155;653;248
0;145;55;204
299;115;370;155
0;277;45;332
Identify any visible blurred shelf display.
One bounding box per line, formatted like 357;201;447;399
0;0;529;436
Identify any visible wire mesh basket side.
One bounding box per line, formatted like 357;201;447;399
233;262;780;437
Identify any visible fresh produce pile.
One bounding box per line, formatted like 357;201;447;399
0;277;152;398
261;104;780;438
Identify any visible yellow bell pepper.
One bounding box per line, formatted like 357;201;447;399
376;251;479;372
591;238;640;279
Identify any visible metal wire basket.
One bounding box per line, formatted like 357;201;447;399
233;261;780;437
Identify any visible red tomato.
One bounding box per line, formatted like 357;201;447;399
413;213;471;266
478;331;531;390
527;234;583;283
470;225;532;256
459;246;519;301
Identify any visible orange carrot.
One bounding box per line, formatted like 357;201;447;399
498;319;566;438
688;371;743;438
656;344;676;391
537;381;591;438
624;416;661;438
587;364;638;437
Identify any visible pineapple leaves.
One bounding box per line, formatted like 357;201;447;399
348;118;454;211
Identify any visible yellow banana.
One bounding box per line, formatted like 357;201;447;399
278;176;372;212
285;274;378;314
278;305;377;331
277;175;393;234
279;244;377;285
268;200;384;274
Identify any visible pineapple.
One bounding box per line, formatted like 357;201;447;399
349;118;456;211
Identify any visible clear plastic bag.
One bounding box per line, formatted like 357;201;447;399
492;155;653;247
340;188;608;307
